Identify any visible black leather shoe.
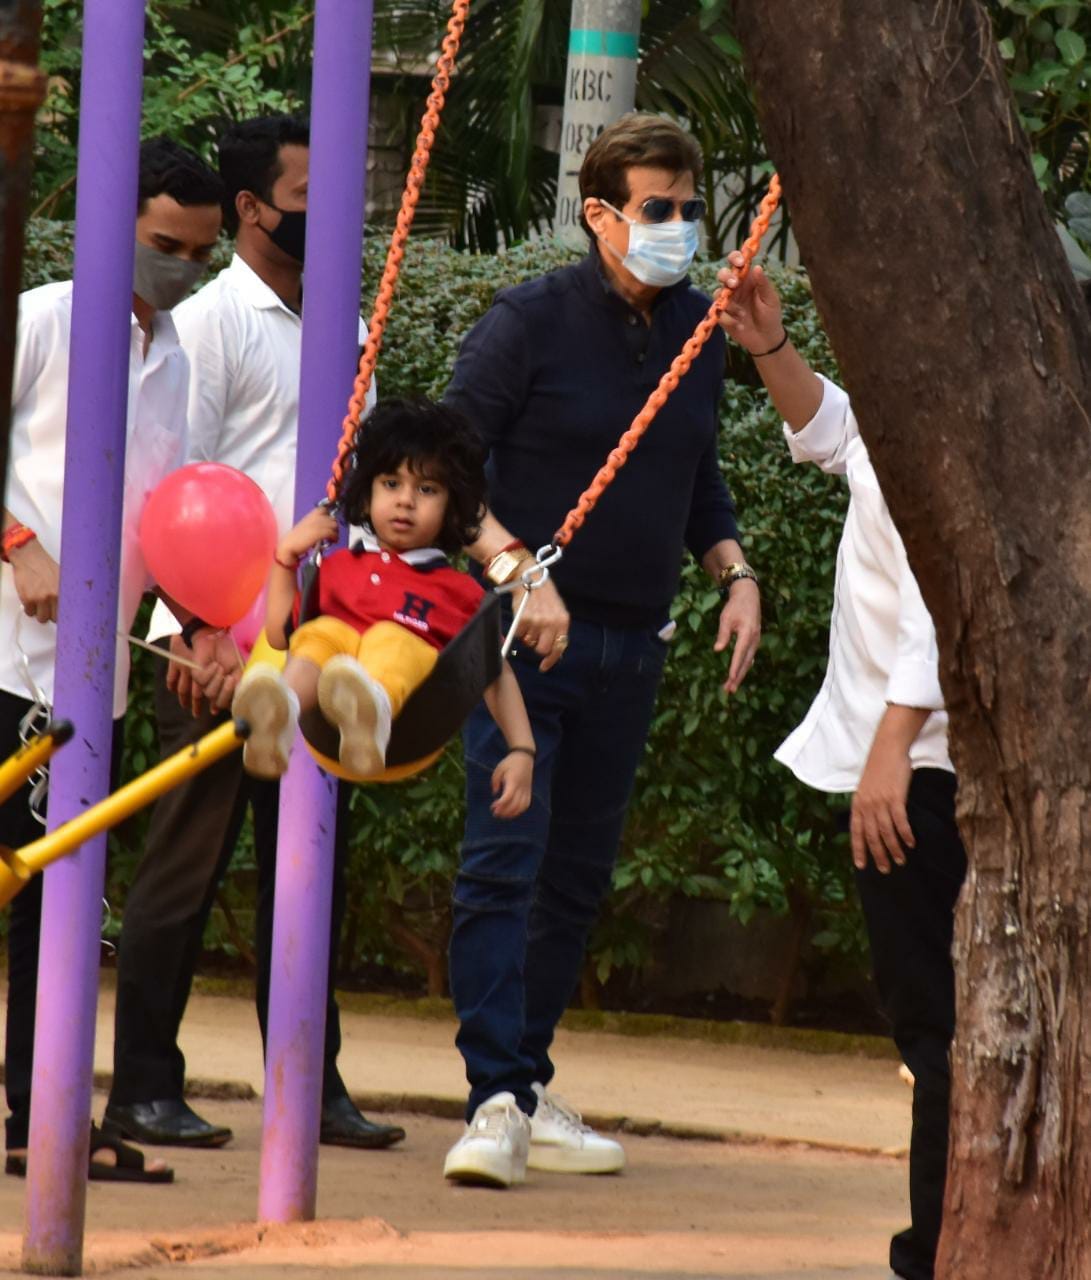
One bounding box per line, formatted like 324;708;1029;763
320;1096;405;1149
102;1099;233;1149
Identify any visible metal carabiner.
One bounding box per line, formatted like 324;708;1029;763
497;544;563;658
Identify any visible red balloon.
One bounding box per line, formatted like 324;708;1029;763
139;463;278;627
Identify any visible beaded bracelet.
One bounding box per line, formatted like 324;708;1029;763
1;522;37;563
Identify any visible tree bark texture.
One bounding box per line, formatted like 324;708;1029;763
732;2;1091;1275
0;0;45;497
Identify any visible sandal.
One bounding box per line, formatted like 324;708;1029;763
5;1125;174;1184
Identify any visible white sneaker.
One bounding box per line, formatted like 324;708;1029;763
232;664;299;779
317;655;392;778
527;1082;625;1174
443;1091;530;1187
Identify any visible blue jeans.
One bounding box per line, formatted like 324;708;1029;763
450;616;669;1119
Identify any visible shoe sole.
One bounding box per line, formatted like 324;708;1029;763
321;1128;406;1150
100;1117;233;1150
526;1144;625;1174
443;1151;527;1188
318;661;384;777
234;672;293;779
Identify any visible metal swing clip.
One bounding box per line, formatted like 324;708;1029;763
496;543;563;659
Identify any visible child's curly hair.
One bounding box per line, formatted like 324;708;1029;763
338;397;487;554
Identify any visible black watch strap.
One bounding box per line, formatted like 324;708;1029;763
179;616;209;649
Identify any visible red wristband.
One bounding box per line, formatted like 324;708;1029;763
498;538;526;554
1;522;36;563
274;553;299;571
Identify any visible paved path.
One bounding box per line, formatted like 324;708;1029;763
59;985;910;1153
0;984;909;1277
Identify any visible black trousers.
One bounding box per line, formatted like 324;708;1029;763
109;658;351;1109
2;688;123;1150
853;768;966;1280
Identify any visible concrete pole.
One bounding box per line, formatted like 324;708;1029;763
257;0;374;1223
21;1;146;1273
554;0;642;249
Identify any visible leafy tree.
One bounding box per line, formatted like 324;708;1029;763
31;0;308;218
29;0;1087;247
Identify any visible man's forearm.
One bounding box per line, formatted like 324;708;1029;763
700;538;751;583
751;343;824;432
466;508;522;567
871;703;932;759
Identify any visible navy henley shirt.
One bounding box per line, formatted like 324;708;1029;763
445;248;739;628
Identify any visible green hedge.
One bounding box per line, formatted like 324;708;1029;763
21;223;862;1008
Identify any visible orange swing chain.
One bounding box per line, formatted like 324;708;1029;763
327;0;471;505
552;174;783;549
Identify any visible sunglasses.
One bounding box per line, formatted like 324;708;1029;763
628;196;708;224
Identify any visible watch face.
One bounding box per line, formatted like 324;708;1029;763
486;551;520;585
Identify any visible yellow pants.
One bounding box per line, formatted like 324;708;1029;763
289;615;438;719
281;616;441;783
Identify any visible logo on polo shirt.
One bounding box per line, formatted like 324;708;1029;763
394;591;434;633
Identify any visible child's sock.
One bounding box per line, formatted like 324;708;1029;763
316;655;392;779
232;663;300;779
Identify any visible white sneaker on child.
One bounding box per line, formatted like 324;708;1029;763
232;663;299;779
527;1082;625;1174
316;655;392;778
443;1092;530;1188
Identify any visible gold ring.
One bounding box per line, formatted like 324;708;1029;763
554;634;569;650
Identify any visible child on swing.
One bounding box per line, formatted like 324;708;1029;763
233;397;535;817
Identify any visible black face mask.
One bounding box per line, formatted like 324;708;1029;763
258;202;307;264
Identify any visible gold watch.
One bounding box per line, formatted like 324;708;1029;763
485;548;534;587
717;561;759;595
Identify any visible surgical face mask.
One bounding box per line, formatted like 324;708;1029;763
258;202;307;264
132;241;206;312
597;198;699;288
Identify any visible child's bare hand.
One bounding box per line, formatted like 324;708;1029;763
279;507;338;564
490;752;534;818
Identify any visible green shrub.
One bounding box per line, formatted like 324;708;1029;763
22;223;864;1008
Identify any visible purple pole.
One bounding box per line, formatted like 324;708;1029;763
257;0;374;1222
21;1;146;1273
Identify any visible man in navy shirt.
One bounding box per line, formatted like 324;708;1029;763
442;114;761;1187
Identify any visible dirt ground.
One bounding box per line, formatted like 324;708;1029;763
0;986;910;1277
0;1096;903;1278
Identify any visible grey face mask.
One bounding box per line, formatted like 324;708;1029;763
132;241;206;311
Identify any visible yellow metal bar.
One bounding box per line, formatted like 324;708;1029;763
13;718;249;880
0;719;74;808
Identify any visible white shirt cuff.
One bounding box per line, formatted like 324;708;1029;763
885;658;945;711
783;375;851;466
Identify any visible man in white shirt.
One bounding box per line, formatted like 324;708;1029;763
719;256;966;1280
104;116;403;1153
1;138;224;1181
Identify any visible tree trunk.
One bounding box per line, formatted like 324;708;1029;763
732;3;1091;1274
0;2;45;496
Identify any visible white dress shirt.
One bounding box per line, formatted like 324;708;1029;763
774;376;952;793
0;281;189;717
147;254;372;641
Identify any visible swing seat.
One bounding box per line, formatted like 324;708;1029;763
253;592;503;784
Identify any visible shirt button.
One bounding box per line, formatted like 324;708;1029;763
370;573;381;585
381;552;390;562
627;314;638;326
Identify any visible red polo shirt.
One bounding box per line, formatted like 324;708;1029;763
310;546;485;653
